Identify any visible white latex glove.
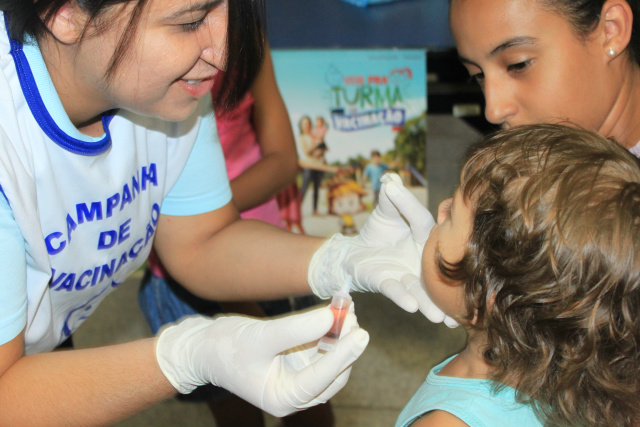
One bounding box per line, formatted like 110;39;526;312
309;172;458;327
155;305;369;417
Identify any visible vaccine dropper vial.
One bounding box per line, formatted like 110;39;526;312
318;276;353;352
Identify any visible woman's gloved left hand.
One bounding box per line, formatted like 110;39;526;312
309;173;458;327
155;305;369;417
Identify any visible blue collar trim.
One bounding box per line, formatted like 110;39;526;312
0;183;9;206
3;14;115;156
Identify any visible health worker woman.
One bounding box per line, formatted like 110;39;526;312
0;0;447;425
449;0;640;153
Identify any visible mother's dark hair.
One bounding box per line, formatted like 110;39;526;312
0;0;265;110
542;0;640;66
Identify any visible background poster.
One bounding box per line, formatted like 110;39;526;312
272;49;427;237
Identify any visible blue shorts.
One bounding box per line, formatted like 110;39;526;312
138;268;319;402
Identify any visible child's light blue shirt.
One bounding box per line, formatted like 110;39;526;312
396;355;543;427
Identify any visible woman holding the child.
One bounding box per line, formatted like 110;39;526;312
395;0;640;426
299;115;335;215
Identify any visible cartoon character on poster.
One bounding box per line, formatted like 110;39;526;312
327;179;367;235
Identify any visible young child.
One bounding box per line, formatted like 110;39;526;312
312;116;329;153
396;124;640;427
363;150;389;206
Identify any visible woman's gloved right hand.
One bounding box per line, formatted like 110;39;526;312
154;306;369;417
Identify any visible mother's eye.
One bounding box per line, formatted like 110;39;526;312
507;59;533;73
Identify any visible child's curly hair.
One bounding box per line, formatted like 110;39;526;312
438;124;640;427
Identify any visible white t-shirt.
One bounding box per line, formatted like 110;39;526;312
0;12;232;353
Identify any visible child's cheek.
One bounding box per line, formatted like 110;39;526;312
421;230;439;292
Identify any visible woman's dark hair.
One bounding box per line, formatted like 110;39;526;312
542;0;640;66
0;0;265;109
438;124;640;427
219;0;265;110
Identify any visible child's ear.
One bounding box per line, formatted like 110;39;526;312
46;2;86;45
470;308;479;326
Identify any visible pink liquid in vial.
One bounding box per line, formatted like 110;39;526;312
318;296;351;352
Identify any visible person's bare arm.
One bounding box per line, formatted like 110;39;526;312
228;44;298;212
152;202;324;300
0;331;175;427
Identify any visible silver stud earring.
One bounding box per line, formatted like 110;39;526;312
608;47;617;57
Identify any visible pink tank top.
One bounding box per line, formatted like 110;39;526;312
216;92;284;226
